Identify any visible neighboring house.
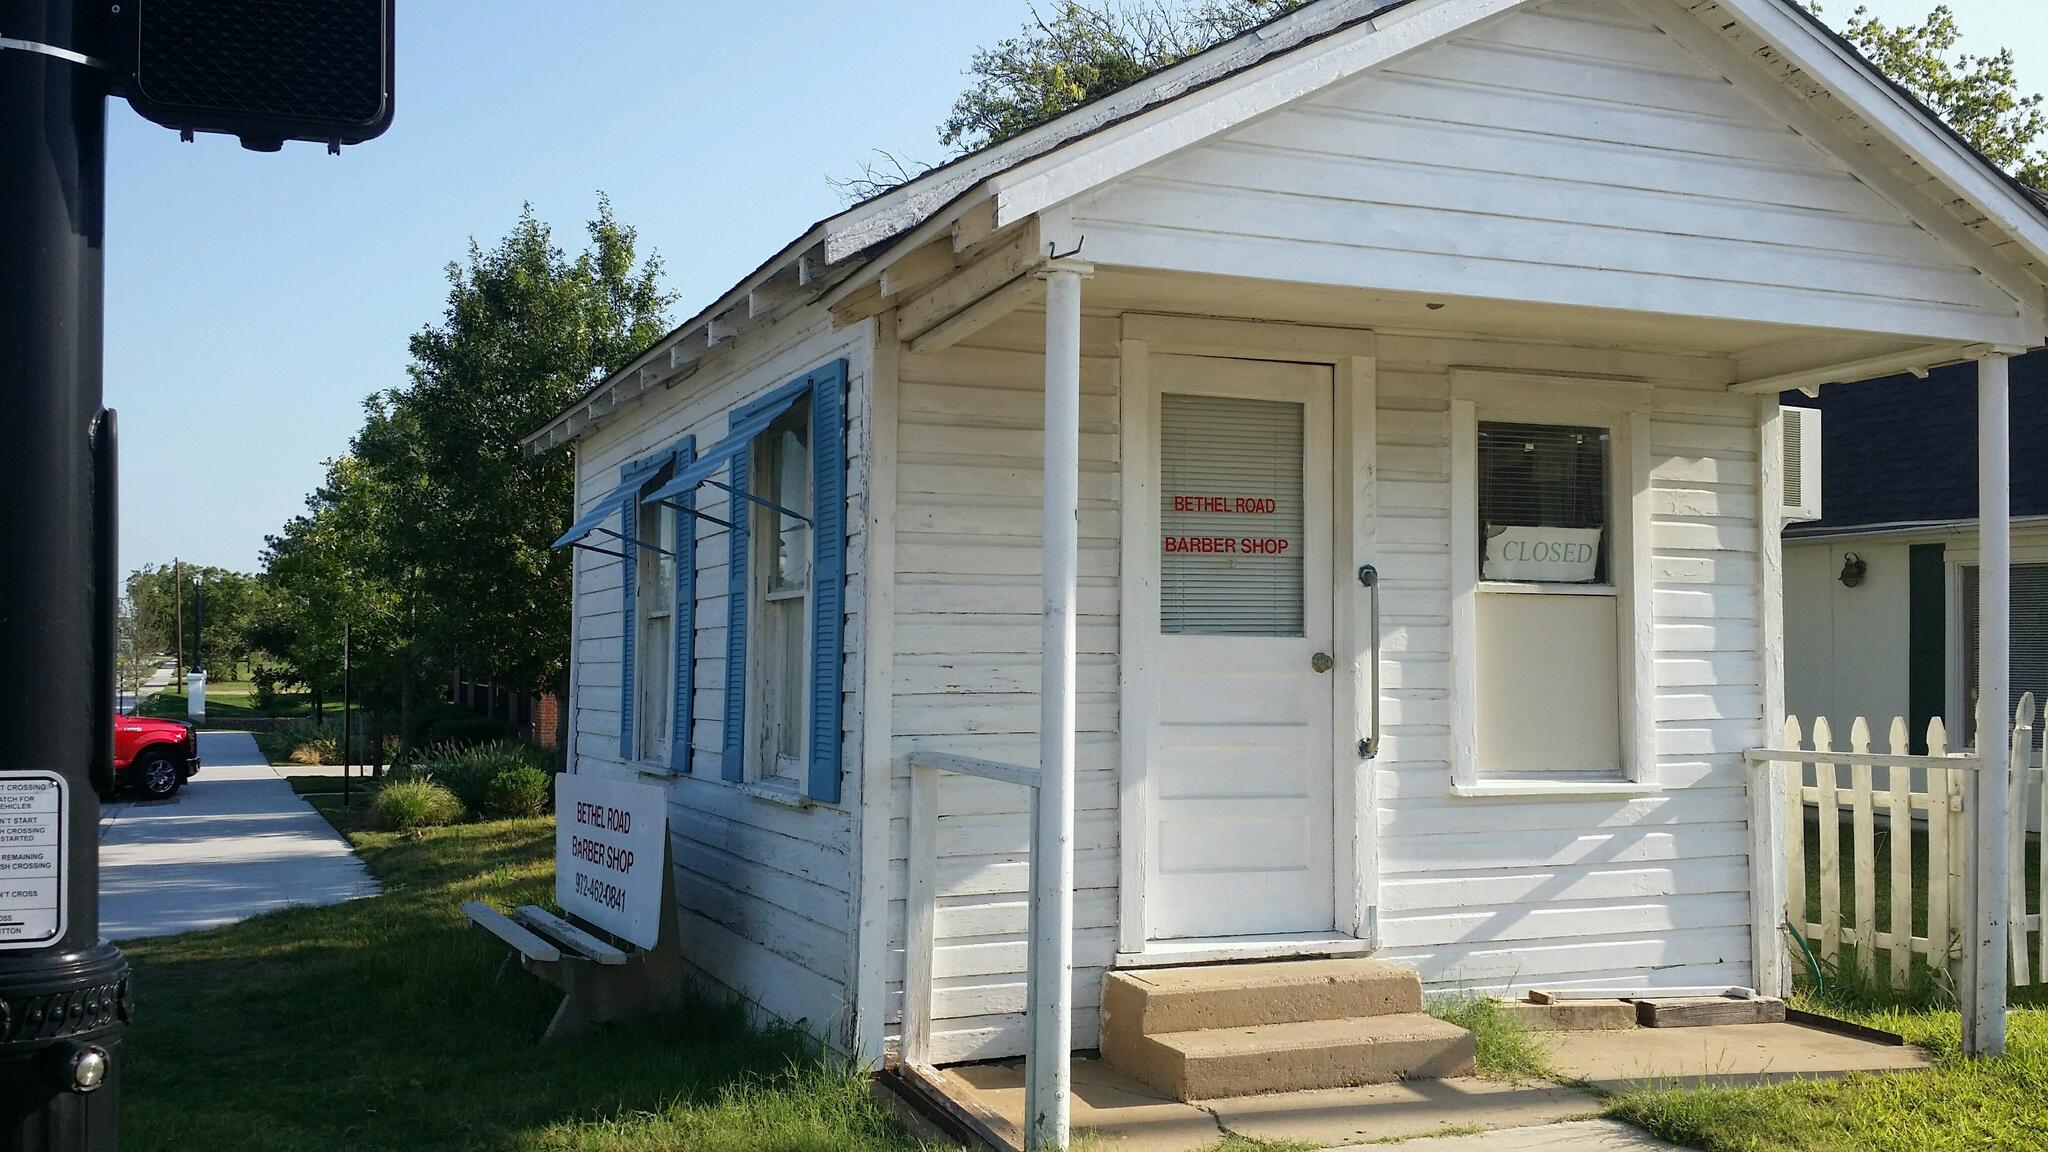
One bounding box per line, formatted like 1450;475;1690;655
1785;348;2048;752
525;0;2048;1078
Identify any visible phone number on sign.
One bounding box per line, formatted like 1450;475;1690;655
574;871;628;913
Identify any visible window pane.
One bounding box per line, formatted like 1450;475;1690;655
1159;393;1305;636
768;415;811;594
773;597;806;767
1477;421;1608;583
1962;563;2048;748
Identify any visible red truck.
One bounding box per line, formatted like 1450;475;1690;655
114;715;201;800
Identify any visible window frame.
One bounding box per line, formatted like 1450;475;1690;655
635;472;679;764
745;395;815;790
1946;542;2048;749
1448;371;1657;795
718;359;849;806
616;439;694;772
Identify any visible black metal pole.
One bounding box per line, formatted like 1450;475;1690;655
341;620;351;808
0;0;131;1145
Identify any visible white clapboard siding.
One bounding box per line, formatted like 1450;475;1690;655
886;310;1123;1065
1068;0;2023;343
570;310;871;1051
1372;332;1765;992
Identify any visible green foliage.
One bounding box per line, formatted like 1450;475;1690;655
370;778;463;831
482;765;553;819
403;739;549;814
939;0;1303;154
422;714;513;748
1425;992;1556;1082
250;198;669;751
1816;4;2047;190
124;562;271;678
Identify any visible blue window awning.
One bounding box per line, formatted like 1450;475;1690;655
638;390;804;513
551;455;670;552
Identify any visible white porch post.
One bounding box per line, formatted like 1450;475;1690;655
1966;349;2011;1057
1029;261;1090;1150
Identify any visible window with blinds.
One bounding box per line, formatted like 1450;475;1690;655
1159;392;1305;635
1960;563;2048;747
1477;421;1610;584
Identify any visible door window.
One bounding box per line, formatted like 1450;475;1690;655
1158;392;1305;636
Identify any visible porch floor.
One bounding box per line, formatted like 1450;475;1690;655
936;1021;1931;1150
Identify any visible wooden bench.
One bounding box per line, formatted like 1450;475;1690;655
462;889;683;1041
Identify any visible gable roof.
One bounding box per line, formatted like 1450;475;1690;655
1785;348;2048;535
525;0;2048;453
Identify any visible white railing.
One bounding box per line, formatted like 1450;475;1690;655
901;750;1056;1149
1748;697;2047;994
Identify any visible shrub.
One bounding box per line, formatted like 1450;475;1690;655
371;779;462;831
251;666;288;714
423;715;512;749
401;740;547;814
483;766;552;819
276;718;341;765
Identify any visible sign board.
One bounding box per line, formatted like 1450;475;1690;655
555;773;666;949
0;771;67;950
1483;525;1603;583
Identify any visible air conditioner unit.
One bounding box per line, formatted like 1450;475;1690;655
1781;406;1822;522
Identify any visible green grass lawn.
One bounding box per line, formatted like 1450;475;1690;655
1606;1002;2048;1151
120;815;924;1152
1599;821;2048;1150
141;680;315;719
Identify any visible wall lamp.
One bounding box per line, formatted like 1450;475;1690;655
1839;552;1867;588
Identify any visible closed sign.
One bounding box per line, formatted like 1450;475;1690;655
556;773;667;948
1484;525;1602;583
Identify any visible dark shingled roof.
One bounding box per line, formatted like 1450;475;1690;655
1785;348;2048;535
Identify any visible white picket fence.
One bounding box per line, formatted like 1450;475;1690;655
1769;697;2047;990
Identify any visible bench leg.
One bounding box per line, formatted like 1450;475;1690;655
543;993;595;1042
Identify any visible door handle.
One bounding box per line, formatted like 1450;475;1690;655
1311;652;1333;674
1358;564;1380;759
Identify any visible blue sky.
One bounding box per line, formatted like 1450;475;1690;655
107;0;2046;572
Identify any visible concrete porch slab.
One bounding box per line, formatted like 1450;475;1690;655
1539;1021;1933;1091
941;1057;1602;1151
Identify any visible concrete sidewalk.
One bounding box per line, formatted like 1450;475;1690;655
99;731;379;940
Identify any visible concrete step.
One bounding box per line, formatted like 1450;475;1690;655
1102;958;1422;1038
1114;1013;1477;1100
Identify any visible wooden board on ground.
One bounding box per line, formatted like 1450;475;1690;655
1635;996;1787;1028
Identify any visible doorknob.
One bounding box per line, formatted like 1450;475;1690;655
1311;652;1333;673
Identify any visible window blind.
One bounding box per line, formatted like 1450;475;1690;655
1477;421;1609;583
1961;562;2048;747
1159;392;1305;636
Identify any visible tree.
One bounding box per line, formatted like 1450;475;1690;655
941;0;1304;153
397;199;671;749
1818;4;2047;190
835;0;1301;197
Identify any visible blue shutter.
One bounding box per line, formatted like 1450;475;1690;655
721;441;751;781
807;361;849;803
670;438;697;773
618;476;638;758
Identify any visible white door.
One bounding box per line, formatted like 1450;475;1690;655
1145;355;1336;940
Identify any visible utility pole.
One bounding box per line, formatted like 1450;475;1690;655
173;558;182;670
0;0;129;1144
2;3;390;1145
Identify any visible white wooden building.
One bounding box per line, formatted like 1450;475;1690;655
528;0;2048;1099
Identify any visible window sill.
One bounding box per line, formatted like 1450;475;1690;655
1477;581;1616;596
737;779;814;809
634;765;679;781
1451;778;1661;798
